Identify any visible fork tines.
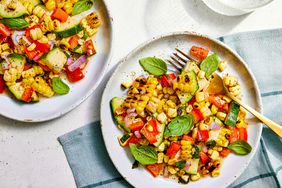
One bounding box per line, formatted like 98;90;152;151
166;48;199;72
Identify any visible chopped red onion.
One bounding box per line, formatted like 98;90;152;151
124;115;133;127
67;55;87;72
202;145;208;153
66;57;74;66
210;122;220;130
33;54;42;61
11;31;25;45
184;163;191;171
134;131;142;139
126;108;136;114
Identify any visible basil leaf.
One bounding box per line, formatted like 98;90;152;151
72;0;93;16
129;144;158;165
139;57;167;76
200;54;220;77
0;18;29;29
164;114;194;137
52;77;70;95
192;145;200;159
228;140;252;155
176;161;186;169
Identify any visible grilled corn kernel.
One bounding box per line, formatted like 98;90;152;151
168;166;177;175
205;116;213;125
157;153;165;163
199;121;209;131
1;43;10;51
219;61;227;72
23;2;34;14
191;173;201;181
167;100;176;108
164;155;169;163
192;128;198;139
216;112;227;121
45;0;56;10
222;96;232;103
236;119;245;128
211;168;220;177
33;5;46;18
63;2;73;14
53;19;61;30
223;75;238;87
168;159;177;166
27;43;36;51
186;104;193;113
211;105;218;115
167;108;177;118
196;92;205;102
157;112;167;124
156;84;162;90
38;36;48;43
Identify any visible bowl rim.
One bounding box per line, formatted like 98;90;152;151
1;0;114;123
100;31;263;187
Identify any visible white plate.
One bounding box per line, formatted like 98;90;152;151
101;32;262;188
0;0;113;122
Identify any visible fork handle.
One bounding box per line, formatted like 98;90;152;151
230;95;282;138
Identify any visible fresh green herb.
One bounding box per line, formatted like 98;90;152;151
206;140;216;149
72;0;93;15
129;144;158;165
192;145;200;159
52;77;70;95
200;54;220;77
228;140;252;155
176;161;186;169
0;18;29;29
139;57;167;76
225;101;240;127
164;114;194;137
132;160;139;169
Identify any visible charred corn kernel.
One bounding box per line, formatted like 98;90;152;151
229;85;240;92
157;112;167;124
168;159;177;166
167;108;177;118
157;153;164;163
231;89;241;96
192;128;198;139
196;92;205;102
56;0;66;8
236;119;245;128
151;97;160;103
216;112;226;121
146;101;157;114
178;170;186;176
168;136;178;141
168;166;177;175
25;15;39;25
156;84;162;90
163;140;170;146
167;87;175;95
53;19;61;30
201;107;212;118
191;173;201;181
1;43;10;51
164;155;169;163
32;76;54;97
157;142;165;152
27;43;36;51
216;128;230;147
211;168;220;177
198;70;205;79
38;36;48;43
1;51;10;55
208;149;213;155
211;104;218;115
167;100;176;108
22;77;35;86
63;2;73;14
205;116;213;125
71;0;78;3
23;2;34;14
216;147;223;152
223;75;238;87
81;12;101;36
219;61;227;72
222;95;232;103
59;39;70;51
77;30;84;38
47;33;56;41
186;104;193;113
46;0;56;10
138;138;149;146
33;5;46;18
199;121;209;131
22;66;44;78
4;68;18;83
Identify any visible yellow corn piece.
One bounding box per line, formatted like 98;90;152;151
32;76;54;97
22;66;44;78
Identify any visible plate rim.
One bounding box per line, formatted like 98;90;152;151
100;31;263;187
0;0;114;123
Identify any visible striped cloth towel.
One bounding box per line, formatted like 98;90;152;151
58;29;282;188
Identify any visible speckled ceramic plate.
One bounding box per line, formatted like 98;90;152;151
0;0;113;122
101;32;262;188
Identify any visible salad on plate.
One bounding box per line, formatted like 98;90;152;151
0;0;100;102
111;46;252;184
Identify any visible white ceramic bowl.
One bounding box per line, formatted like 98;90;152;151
101;32;262;188
0;0;113;122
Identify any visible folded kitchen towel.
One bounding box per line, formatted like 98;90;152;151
58;29;282;188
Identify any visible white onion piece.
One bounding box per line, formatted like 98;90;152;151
210;122;220;130
67;55;87;72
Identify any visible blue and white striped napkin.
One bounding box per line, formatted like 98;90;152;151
58;29;282;188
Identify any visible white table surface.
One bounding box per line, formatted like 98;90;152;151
1;0;282;187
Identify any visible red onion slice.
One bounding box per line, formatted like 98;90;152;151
184;163;191;171
67;55;87;72
66;57;74;66
134;131;142;139
126;108;136;114
210;122;220;130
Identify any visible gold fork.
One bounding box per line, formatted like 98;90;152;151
167;48;282;138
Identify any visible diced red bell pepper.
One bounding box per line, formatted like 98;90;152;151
34;41;50;53
188;97;196;106
66;67;85;82
166;142;181;158
239;128;248;141
229;127;239;143
84;39;96;56
221;103;229;113
125;134;139;146
209;95;225;109
197;130;209;141
190;46;209;59
51;8;69;23
159;74;171;87
145;163;164;177
190;108;204;123
22;87;33;102
130;121;145;131
168;73;176;80
0;23;12;37
140;119;159;144
182;134;195;143
220;148;231;157
200;151;209;164
0;75;6;93
69;35;79;49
